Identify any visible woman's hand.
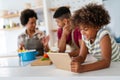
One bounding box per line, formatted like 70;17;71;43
18;43;25;52
42;35;49;47
42;35;50;52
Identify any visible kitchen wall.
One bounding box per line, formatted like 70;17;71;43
0;0;44;28
0;0;35;11
103;0;120;38
0;0;45;56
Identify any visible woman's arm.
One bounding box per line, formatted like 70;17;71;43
71;35;112;73
42;35;50;52
17;35;25;51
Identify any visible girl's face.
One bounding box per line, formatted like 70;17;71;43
26;17;36;31
55;19;65;28
80;25;98;41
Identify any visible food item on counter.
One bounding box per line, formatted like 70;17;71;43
43;53;49;58
31;53;52;66
41;57;49;61
17;49;26;53
41;53;49;61
17;49;36;53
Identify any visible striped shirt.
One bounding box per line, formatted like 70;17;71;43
83;27;120;62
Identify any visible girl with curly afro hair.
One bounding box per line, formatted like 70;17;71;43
71;3;120;73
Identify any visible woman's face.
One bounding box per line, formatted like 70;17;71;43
80;25;98;41
26;17;36;31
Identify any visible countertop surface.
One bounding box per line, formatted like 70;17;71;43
0;56;120;77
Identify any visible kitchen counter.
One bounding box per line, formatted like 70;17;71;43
0;56;120;77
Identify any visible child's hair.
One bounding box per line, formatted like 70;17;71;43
53;6;71;20
20;9;38;26
72;3;110;28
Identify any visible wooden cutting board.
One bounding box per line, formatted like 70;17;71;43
31;58;52;66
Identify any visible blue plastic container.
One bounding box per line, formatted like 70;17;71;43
18;50;38;61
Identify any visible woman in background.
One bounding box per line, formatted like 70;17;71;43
18;9;49;56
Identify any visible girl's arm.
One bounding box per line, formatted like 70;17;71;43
71;40;88;64
69;49;80;57
71;35;112;73
69;39;82;57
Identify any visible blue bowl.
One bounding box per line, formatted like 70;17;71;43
18;50;38;61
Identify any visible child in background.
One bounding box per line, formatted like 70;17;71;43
18;9;49;56
53;6;82;57
71;3;120;73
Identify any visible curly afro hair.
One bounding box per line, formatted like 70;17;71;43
71;3;110;28
20;9;38;26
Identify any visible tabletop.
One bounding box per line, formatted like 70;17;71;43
0;56;120;77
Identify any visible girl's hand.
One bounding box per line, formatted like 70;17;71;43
71;56;84;73
71;56;84;63
71;61;83;73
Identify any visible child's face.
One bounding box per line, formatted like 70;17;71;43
55;19;65;28
80;25;98;41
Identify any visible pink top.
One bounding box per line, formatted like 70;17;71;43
57;27;82;48
57;28;72;44
72;27;82;47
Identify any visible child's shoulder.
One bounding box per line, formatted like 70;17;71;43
97;28;110;36
96;27;112;42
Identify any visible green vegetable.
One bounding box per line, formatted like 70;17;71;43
41;57;49;61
